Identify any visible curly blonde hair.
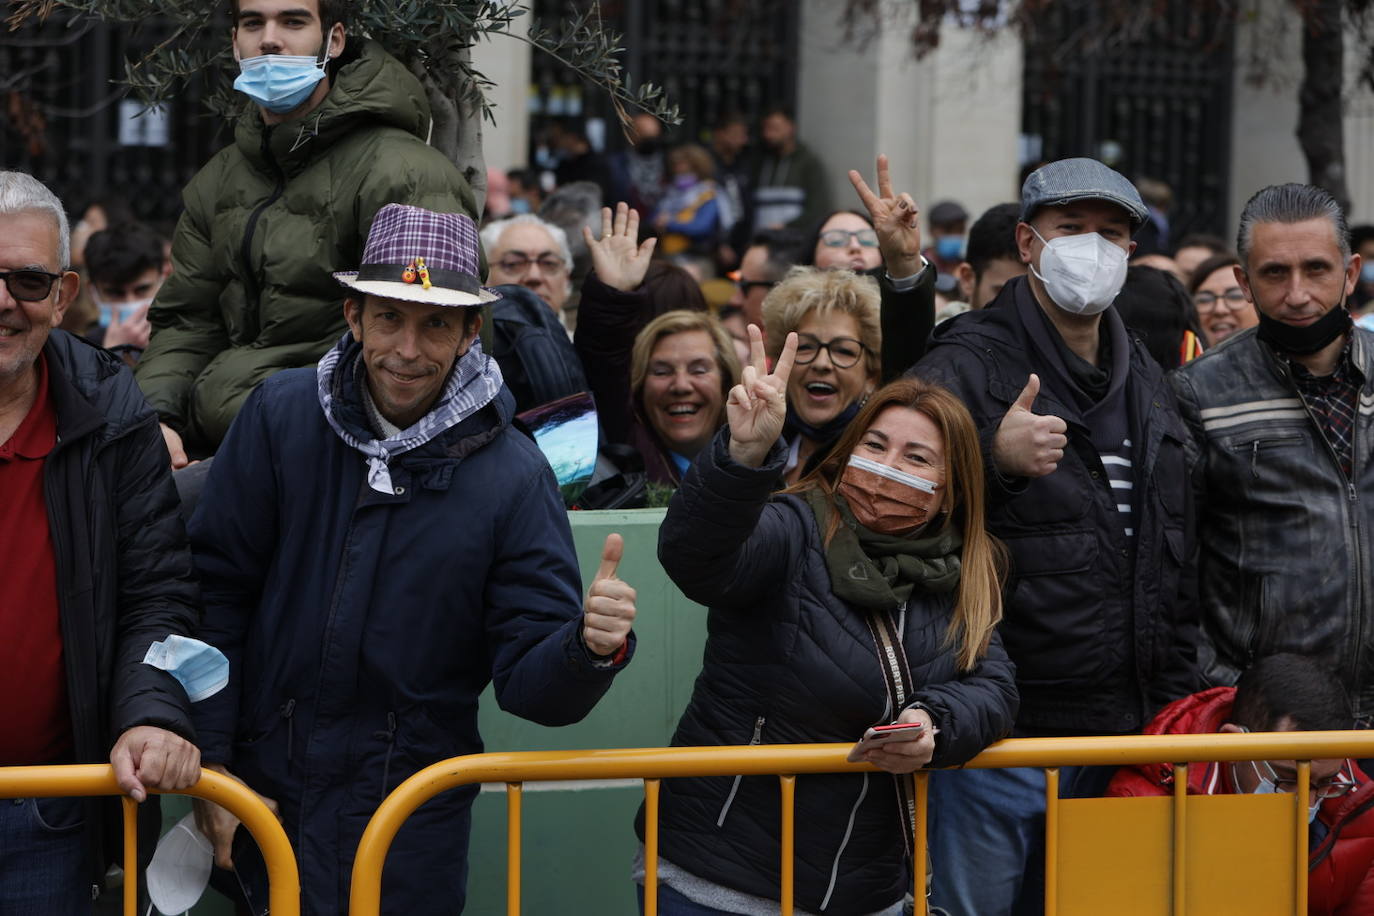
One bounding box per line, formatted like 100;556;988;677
761;266;881;378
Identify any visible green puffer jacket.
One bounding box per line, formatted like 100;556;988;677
136;39;477;452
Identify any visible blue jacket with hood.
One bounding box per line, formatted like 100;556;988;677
187;337;631;915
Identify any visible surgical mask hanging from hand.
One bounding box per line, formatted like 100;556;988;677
1028;226;1129;316
838;454;942;536
233;35;332;114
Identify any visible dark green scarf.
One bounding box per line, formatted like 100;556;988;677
804;488;962;612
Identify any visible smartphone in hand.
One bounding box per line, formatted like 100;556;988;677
846;721;926;763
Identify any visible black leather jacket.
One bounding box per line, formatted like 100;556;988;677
913;278;1199;734
1171;327;1374;717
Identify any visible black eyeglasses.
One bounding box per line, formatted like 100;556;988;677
793;333;867;369
735;278;776;295
0;269;64;302
1193;288;1248;311
819;228;879;249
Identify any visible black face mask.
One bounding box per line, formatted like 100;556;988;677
1256;298;1352;355
634;138;662;156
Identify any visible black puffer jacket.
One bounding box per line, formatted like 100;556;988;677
912;277;1198;734
1170;327;1374;717
646;433;1017;915
43;330;200;890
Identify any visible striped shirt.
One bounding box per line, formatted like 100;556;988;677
1101;437;1134;538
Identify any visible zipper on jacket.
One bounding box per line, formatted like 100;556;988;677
819;772;871;912
716;717;765;827
1290;386;1366;706
238;128;288;340
374;712;398;797
279;698;296;765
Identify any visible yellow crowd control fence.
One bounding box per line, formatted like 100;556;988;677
350;731;1374;916
0;764;298;916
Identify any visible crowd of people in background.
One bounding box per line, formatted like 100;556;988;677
8;1;1374;914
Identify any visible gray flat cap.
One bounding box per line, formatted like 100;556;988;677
1020;157;1148;225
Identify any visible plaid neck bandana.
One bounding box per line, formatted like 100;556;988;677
316;331;504;493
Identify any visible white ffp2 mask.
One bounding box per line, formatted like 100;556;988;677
1029;227;1128;316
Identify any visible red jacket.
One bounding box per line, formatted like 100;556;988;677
1107;687;1374;915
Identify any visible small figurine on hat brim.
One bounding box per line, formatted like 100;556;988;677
334;204;502;307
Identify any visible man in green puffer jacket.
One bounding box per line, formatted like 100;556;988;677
136;0;478;462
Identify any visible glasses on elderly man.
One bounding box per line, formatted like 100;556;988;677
1193;288;1248;312
0;268;64;302
819;228;879;249
793;333;868;369
495;254;567;275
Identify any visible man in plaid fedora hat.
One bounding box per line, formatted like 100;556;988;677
184;204;638;914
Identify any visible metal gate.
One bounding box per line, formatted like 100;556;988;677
0;8;232;226
526;0;800;149
1020;0;1236;241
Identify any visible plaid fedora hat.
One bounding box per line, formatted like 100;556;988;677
334;204;501;307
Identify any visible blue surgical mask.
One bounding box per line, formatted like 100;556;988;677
1361;263;1374;285
935;235;966;261
1233;755;1322;824
143;635;229;702
233;36;331;114
96;296;153;328
509;198;531;215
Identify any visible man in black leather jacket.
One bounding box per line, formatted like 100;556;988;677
0;171;201;911
1171;183;1372;719
911;158;1199;915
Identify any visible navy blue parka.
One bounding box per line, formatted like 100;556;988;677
188;344;632;915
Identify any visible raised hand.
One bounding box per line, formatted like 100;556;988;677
848;154;923;278
727;324;798;468
582;533;637;657
992;374;1068;478
582;202;657;292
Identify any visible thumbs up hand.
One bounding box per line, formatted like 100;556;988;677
992;374;1069;478
582;533;638;657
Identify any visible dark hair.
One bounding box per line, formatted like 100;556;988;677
761;105;795;123
230;0;349;33
84;222;165;288
78;194;135;228
798;210;874;267
1231;654;1352;732
1187;252;1241;294
1237;183;1349;267
1174;233;1230;258
1114;265;1203;371
642;261;708;320
749;227;804;283
1351;224;1374;252
713;111;747;131
965;202;1022;279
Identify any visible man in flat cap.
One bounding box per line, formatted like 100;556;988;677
186;204;637;915
913;158;1198;914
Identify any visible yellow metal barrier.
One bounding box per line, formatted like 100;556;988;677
349;731;1374;916
0;765;299;915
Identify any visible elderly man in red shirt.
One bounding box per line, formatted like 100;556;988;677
0;170;202;912
1108;653;1374;915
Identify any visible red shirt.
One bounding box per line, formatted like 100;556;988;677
0;353;73;764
